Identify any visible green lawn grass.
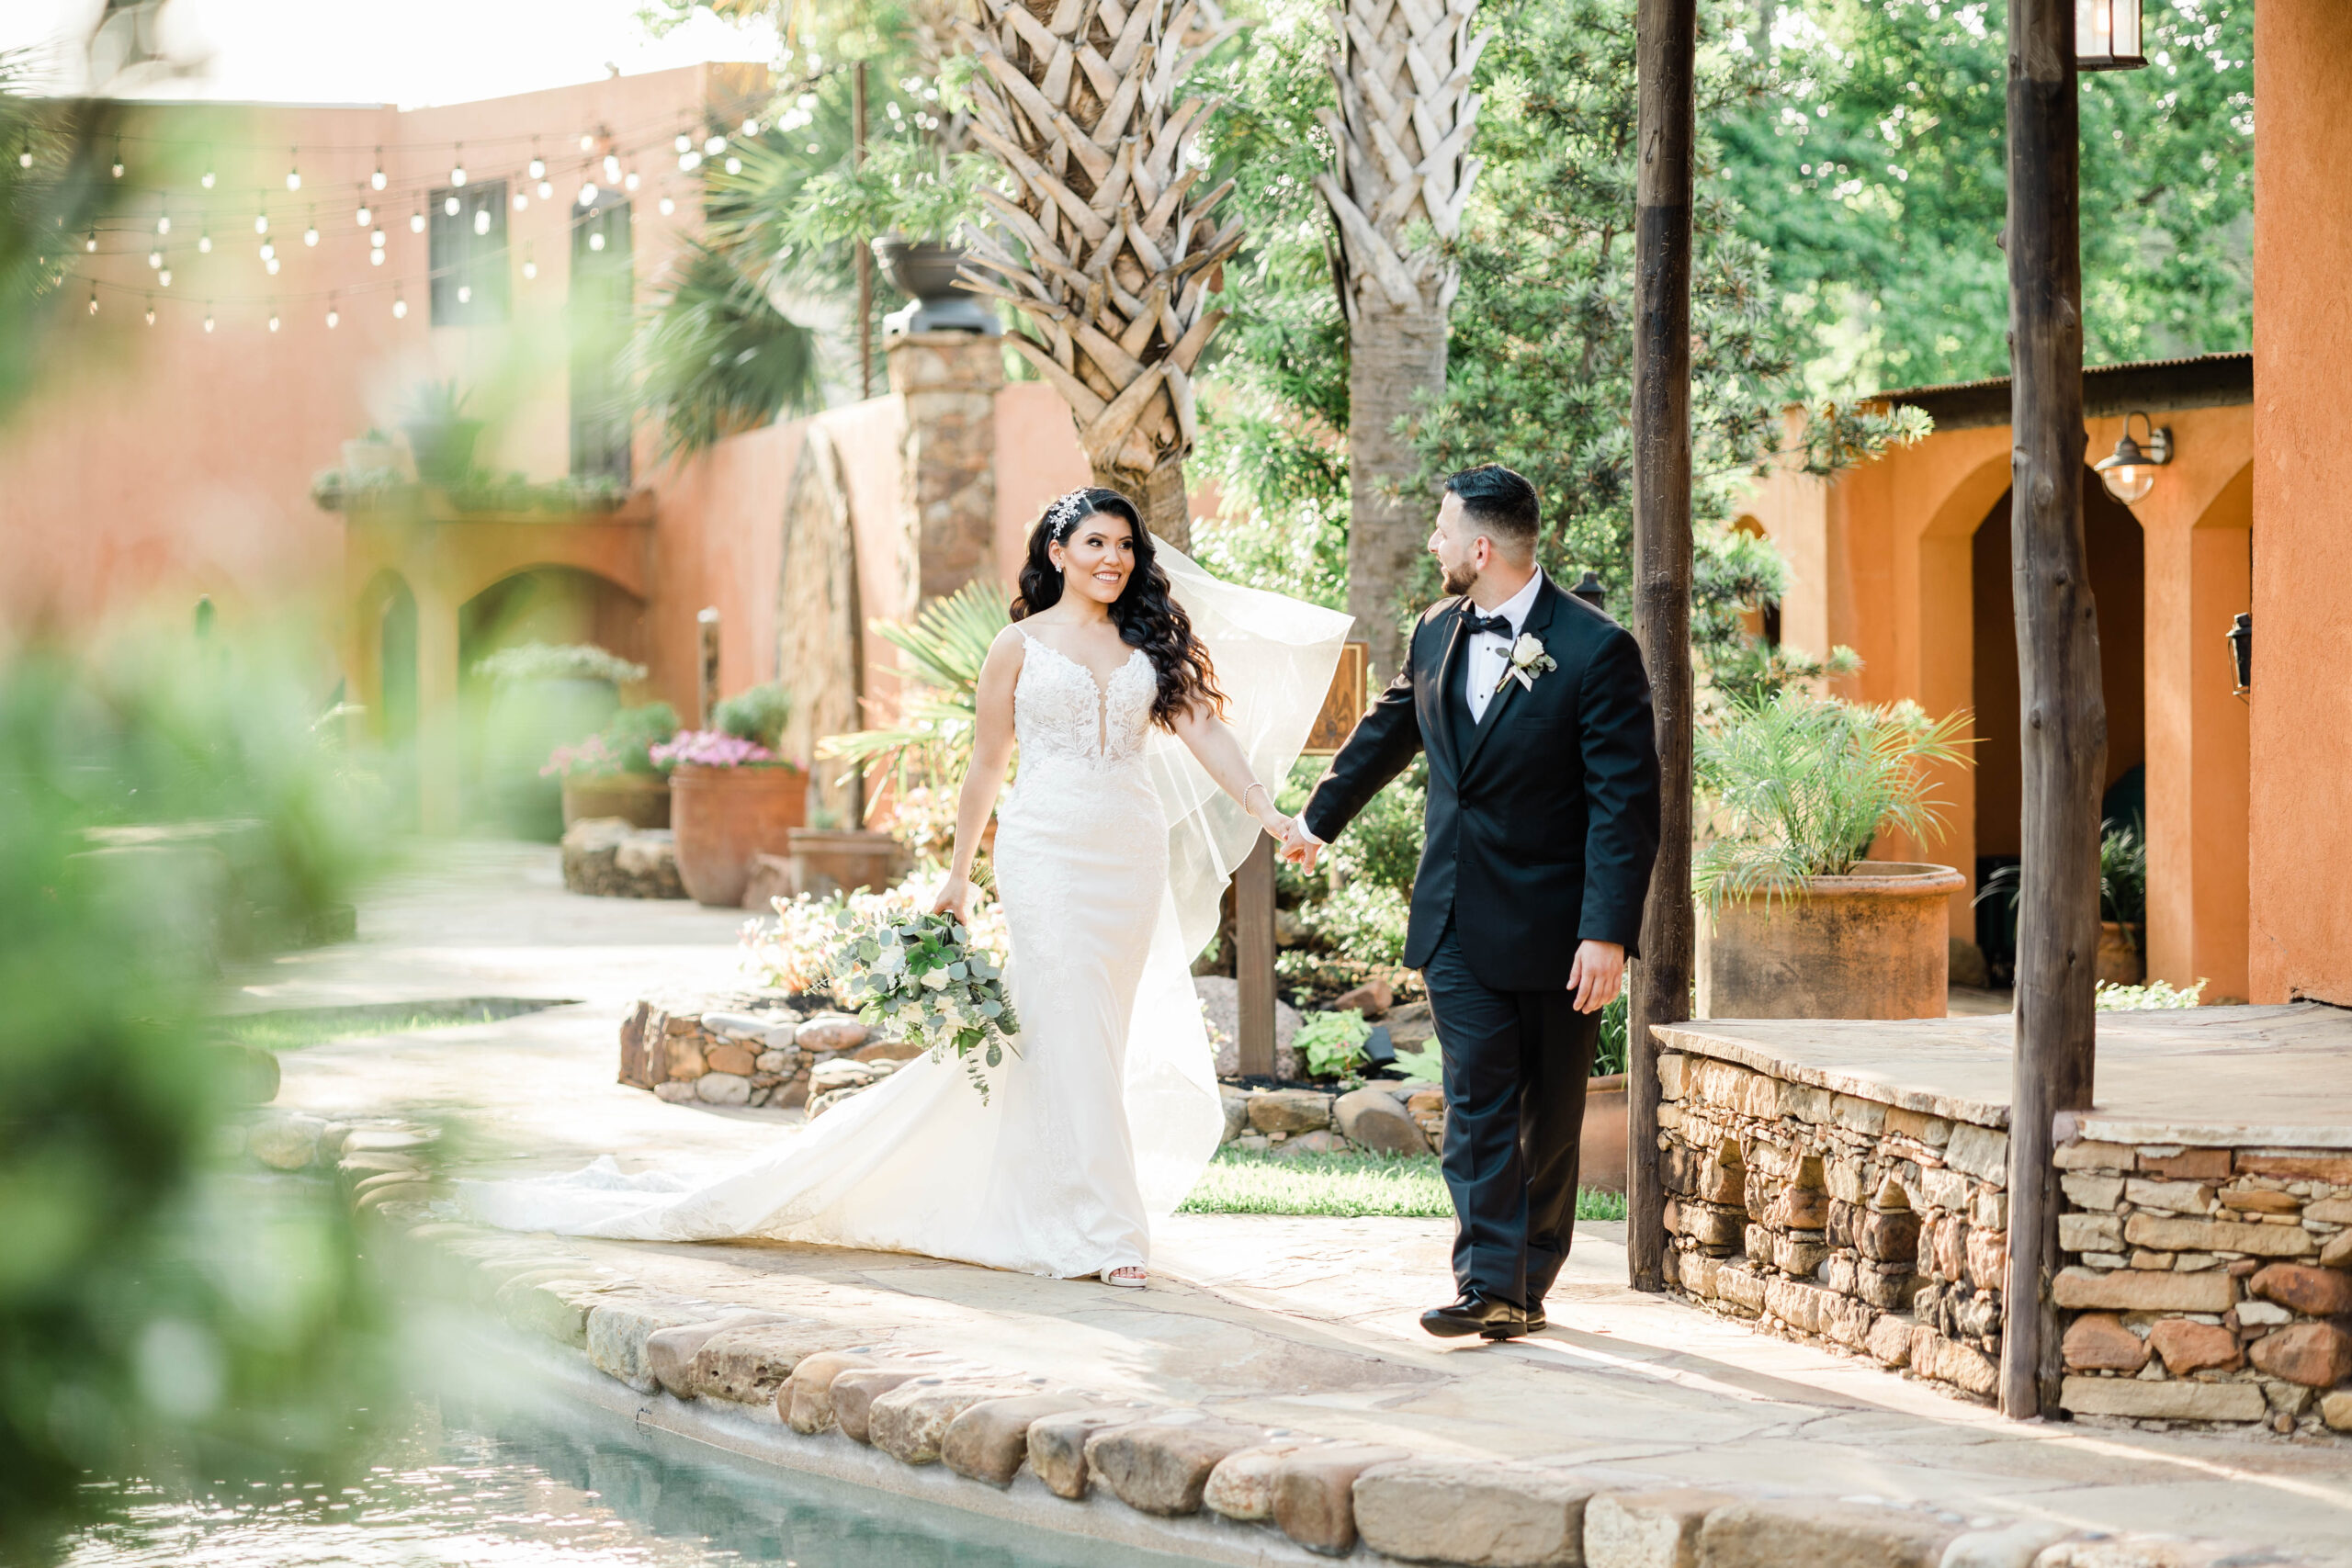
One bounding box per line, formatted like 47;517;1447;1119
220;998;561;1051
1180;1145;1630;1222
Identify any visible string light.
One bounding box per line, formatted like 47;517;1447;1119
110;142;123;178
285;149;300;190
724;155;741;175
512;189;528;211
147;248;162;268
471;207;490;236
443;194;459;216
578;180;598;206
268;312;279;333
158;265;170;287
304;209;319;246
674;133;692;153
371;226;386;250
624;168;639;192
200;160;215;189
450;144;466;186
578;132;594;152
198;226;211;254
529;146;547;180
392;294;407;319
204;305;215;333
83;228;96;253
678;150;701;173
602;152;621;184
370;247;385;267
16;138;30;171
259;240;276;261
658;197;674;217
356;190;372;226
254;199;268;235
371;150;387;191
87;288;97;314
703;135;727;155
522;244;537;282
589;229;605;252
145;299;155;326
457;284;471;304
155;209;170;235
537;178;553;200
410;204;424;234
742;118;761;137
326;297;339;328
265;256;279;275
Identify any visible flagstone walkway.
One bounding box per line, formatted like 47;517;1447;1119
249;843;2352;1563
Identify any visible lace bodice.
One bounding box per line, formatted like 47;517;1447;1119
1014;631;1157;771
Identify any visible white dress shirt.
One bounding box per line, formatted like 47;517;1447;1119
1461;569;1546;724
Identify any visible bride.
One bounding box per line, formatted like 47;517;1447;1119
465;487;1351;1289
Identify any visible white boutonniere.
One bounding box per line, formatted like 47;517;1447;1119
1496;632;1558;695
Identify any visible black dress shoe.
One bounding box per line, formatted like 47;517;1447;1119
1420;1291;1531;1340
1525;1303;1546;1334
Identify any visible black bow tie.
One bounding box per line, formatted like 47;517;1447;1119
1461;609;1513;637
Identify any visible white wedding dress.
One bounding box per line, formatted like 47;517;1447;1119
464;544;1351;1280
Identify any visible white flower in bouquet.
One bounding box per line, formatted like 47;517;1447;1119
821;903;1023;1103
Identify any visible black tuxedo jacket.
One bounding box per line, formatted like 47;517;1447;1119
1302;575;1662;991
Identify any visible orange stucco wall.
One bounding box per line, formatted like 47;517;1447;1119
1740;400;2253;993
2250;0;2352;1005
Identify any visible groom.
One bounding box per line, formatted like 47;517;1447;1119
1283;464;1661;1340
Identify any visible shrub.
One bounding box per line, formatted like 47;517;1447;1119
1293;1010;1372;1078
1694;692;1973;906
713;682;791;752
470;642;647;686
1300;878;1412;967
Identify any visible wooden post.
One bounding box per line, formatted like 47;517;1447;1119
696;606;721;728
2001;0;2105;1422
1237;836;1277;1077
854;61;874;400
1625;0;1696;1296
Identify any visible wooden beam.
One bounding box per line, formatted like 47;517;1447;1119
855;61;874;399
1626;0;1696;1295
2001;0;2106;1422
1237;835;1278;1077
696;606;721;729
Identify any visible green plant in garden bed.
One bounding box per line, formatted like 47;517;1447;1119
471;643;647;687
1181;1147;1626;1221
1694;691;1973;907
1293;1009;1372;1078
820;581;1009;819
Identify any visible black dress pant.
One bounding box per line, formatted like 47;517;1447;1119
1420;918;1599;1309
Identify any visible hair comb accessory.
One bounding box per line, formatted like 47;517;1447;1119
1046;491;1091;543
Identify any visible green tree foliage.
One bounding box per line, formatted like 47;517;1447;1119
1722;0;2253;390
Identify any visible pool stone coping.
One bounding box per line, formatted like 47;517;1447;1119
311;1119;2288;1568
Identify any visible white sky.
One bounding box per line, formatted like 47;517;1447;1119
4;0;779;108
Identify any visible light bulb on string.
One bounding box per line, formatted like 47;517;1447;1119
17;140;30;171
145;299;155;326
450;144;466;186
371;228;385;250
741;118;761;137
198;227;211;254
155;209;169;235
147;248;161;268
578;181;598;207
471;207;490;236
529;147;547;180
522;244;537;282
703;135;727;155
304;209;319;246
268;312;279;333
658;197;675;217
589;229;605;252
200;162;214;189
602;153;621;184
371;150;386;191
675;132;693;154
623;168;639;192
678;151;701;173
370;248;384;266
356;193;372;226
110;143;122;178
157;267;170;287
578;132;594;152
254;201;268;235
286;149;300;190
457;284;471;305
512;189;527;212
536;179;552;200
443;194;459;217
87;288;97;314
326;298;338;328
392;294;407;319
84;228;96;253
410;205;424;234
203;306;215;333
265;256;279;275
724;156;741;175
259;240;275;260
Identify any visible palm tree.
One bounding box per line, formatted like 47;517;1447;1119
953;0;1245;547
631;238;824;461
1317;0;1487;671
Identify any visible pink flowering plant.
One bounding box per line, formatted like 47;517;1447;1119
650;729;786;769
540;732;627;779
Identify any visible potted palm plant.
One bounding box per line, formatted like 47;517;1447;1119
786;137;1001;335
544;701;678;829
1694;692;1973;1020
661;682;807;907
401;380;483;484
472;643;646;841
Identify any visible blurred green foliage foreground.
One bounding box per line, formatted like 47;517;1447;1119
0;626;403;1562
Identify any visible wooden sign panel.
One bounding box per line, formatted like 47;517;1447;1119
1303;640;1370;756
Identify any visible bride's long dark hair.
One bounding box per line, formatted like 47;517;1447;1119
1012;486;1227;728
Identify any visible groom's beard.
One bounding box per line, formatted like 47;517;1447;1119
1440;559;1479;598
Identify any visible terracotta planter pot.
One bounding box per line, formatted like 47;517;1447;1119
2097;921;2145;987
1696;862;1967;1021
1580;1072;1628;1193
789;828;910;899
560;773;670;830
670;764;808;908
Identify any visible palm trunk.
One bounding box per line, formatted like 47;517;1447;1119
1345;298;1449;670
1319;0;1487;675
1096;459;1191;549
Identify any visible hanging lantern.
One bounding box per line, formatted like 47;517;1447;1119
2076;0;2146;71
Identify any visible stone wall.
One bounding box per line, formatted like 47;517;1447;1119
616;990;915;1112
2052;1138;2352;1433
1656;1032;2352;1434
1657;1044;2012;1403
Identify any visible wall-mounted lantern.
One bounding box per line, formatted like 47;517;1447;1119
2226;613;2252;697
2076;0;2147;72
1571;570;1607;612
2094;412;2171;504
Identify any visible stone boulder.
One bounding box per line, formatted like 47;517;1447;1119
797;1012;870;1054
1248;1089;1334;1135
1335;1086;1426;1155
1194;976;1303;1079
561;818;685;899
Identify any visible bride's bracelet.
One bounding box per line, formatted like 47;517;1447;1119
1241;781;1274;820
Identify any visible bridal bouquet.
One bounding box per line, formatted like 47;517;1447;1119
825;907;1021;1101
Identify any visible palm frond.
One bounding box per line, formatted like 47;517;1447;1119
817;581;1012;818
630;239;823;461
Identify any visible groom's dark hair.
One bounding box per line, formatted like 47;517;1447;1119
1444;464;1541;558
